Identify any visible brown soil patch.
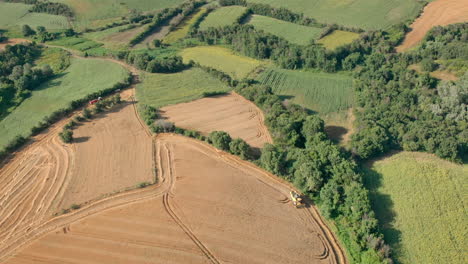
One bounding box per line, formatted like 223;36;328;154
5;134;346;264
409;64;459;81
0;38;30;50
397;0;468;52
104;26;147;44
161;92;273;149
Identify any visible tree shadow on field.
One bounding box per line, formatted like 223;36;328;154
361;165;404;264
73;136;90;143
324;125;347;143
35;72;69;91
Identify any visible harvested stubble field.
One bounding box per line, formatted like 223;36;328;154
247;0;424;30
364;152;468;264
0;57;129;151
396;0;468;52
161;92;272;149
0;88;155;262
317;30;360;50
247;15;323;45
180;46;263;79
5;134;346;264
199;5;247;30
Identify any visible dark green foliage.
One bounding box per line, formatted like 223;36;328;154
420;58;437;72
22;24;35;36
82;108;92;119
219;0;246;6
126;53;187;73
70;204;80;210
229;138;251;160
153;39;162;48
260;143;286;176
209;131;231;151
138;182;150;188
139;104;158;126
29;1;74;17
59;128;73;143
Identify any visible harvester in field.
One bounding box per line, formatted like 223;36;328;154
89;97;102;105
290;191;303;208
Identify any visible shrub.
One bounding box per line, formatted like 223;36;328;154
70;204;80;210
138;182;150;188
421;58;437;72
229;138;251;160
209;131;232;151
59;129;73;143
82;108;92;119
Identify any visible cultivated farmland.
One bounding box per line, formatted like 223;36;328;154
396;0;468;52
0;2;68;30
5;134;345;264
161;92;272;149
364;152;467;264
136;68;231;108
163;8;207;44
247;0;425;30
247;15;322;45
199;5;247;30
180;46;263;79
257;67;354;114
0;58;128;150
317;30;360;50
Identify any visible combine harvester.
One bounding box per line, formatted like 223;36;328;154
89;97;102;105
290;191;303;208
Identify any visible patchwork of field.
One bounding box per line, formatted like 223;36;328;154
257;67;354;114
247;15;322;45
5;134;345;264
364;152;468;264
0;57;128;150
317;30;360;50
161;92;272;149
136;68;231;108
397;0;468;52
180;46;263;79
52;0;185;29
199;5;247;30
163;8;207;44
0;2;68;30
247;0;424;30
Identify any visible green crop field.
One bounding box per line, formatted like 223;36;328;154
247;0;425;30
0;2;68;30
318;30;360;50
364;152;467;264
52;0;185;29
163;8;207;44
180;46;263;79
0;58;128;150
257;67;354;114
46;36;112;56
199;6;247;30
136;68;231;108
247;15;322;45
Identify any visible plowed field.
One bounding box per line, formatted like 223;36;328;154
5;134;346;264
397;0;468;52
160;92;272;149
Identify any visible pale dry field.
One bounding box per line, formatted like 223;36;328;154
6;134;346;264
397;0;468;52
161;92;272;149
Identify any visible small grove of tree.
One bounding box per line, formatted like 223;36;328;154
208;131;231;151
420;58;437;72
22;24;36;36
29;1;74;17
125;53;187;73
59;128;73;143
228;138;251;160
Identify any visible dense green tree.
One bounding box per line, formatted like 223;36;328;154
209;131;232;151
229;138;251;160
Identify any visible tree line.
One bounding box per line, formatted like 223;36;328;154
6;0;73;17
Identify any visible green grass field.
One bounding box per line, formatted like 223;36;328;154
0;57;128;150
0;2;68;30
136;68;231;108
46;36;112;56
163;8;207;44
247;0;425;30
247;15;322;45
199;6;247;30
35;47;71;73
364;152;467;264
318;30;360;50
52;0;185;29
180;46;263;79
256;67;354;114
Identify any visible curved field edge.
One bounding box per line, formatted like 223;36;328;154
363;151;467;264
0;57;129;150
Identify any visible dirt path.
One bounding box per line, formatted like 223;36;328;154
161;92;273;149
397;0;468;52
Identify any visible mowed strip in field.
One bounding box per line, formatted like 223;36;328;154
199;5;247;30
247;15;323;45
180;46;263;79
161;92;272;149
6;134;345;264
0;90;154;261
364;152;467;264
397;0;468;52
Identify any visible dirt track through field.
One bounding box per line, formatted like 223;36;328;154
397;0;468;52
161;92;273;149
5;134;346;264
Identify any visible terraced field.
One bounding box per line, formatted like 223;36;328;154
199;5;247;30
247;15;322;45
364;152;468;264
180;46;263;79
247;0;425;30
317;30;360;50
0;57;129;150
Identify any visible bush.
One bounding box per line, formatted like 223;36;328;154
229;138;251;160
209;131;231;151
138;182;150;188
70;204;80;210
421;58;437;72
59;129;73;143
82;108;92;119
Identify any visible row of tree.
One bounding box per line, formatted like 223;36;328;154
29;1;74;17
124;52;187;73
